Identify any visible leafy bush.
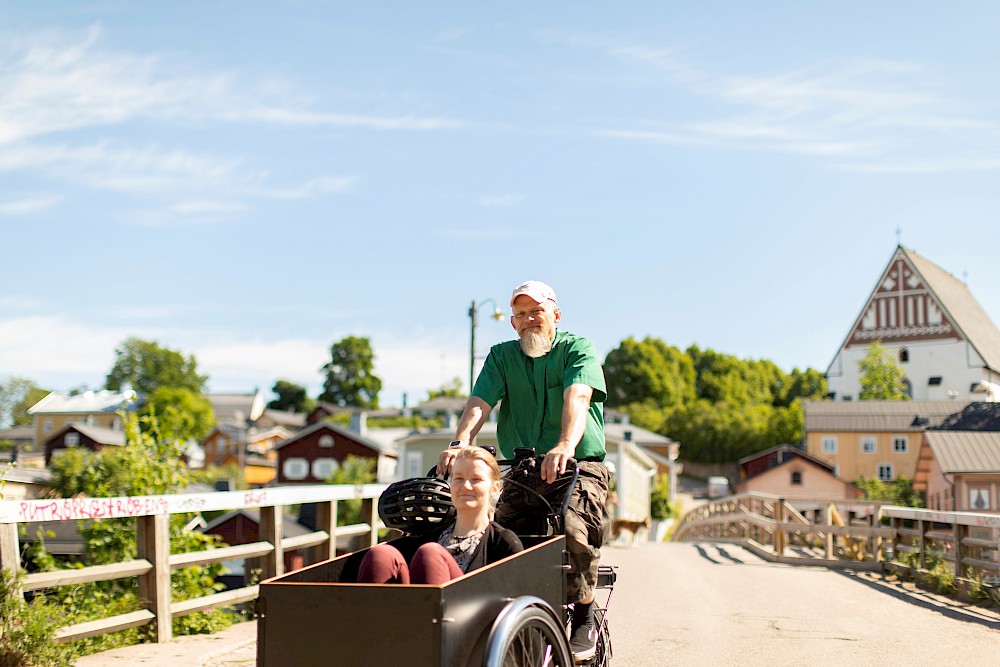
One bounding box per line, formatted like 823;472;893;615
0;570;68;667
650;474;674;520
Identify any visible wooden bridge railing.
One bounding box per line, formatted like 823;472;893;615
0;483;387;644
673;493;1000;590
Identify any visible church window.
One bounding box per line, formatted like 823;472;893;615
899;348;909;363
928;376;942;386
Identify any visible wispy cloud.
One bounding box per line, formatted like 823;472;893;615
479;194;523;207
0;25;453;216
602;48;1000;173
0;195;61;215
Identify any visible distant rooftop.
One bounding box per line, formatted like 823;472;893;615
28;390;138;415
804;400;969;432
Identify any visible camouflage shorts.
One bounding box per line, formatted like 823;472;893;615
495;460;610;603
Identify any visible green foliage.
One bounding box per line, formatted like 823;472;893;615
142;387;214;442
603;338;827;464
649;474;674;520
33;412;233;658
268;380;315;413
427;377;466;400
319;336;382;409
0;570;68;667
855;475;923;507
603;337;696;408
325;456;377;526
105;337;207;396
0;376;47;430
368;415;444;429
858;340;910;401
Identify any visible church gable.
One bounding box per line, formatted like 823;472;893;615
847;247;962;348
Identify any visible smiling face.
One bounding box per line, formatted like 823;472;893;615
511;294;560;358
449;457;502;517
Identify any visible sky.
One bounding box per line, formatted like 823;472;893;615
2;2;1000;408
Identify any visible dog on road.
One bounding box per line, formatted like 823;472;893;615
609;516;651;546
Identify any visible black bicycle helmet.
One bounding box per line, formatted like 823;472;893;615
378;476;455;535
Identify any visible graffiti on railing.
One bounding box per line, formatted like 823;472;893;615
17;496;171;522
244;490;267;506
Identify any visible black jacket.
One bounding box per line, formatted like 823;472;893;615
395;520;524;573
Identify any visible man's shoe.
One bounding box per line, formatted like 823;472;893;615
569;620;597;662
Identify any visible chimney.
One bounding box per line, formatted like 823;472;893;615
350;411;368;436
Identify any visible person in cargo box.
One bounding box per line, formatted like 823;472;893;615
358;445;522;584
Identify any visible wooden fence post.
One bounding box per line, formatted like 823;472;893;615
774;499;786;557
953;522;966;579
918;518;928;570
310;500;338;564
0;522;21;598
136;514;171;643
260;506;284;579
362;497;378;547
823;504;834;560
872;505;884;564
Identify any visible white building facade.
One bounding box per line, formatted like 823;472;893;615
827;246;1000;403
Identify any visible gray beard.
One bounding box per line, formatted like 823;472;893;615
519;329;553;358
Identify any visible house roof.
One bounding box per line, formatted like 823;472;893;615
932;402;1000;431
27;390;137;415
738;444;835;482
46;423;126;447
275;420;398;456
414;396;467;413
903;246;1000;372
202;508;313;538
924;431;1000;474
0;425;34;442
604;422;675;446
206;392;265;425
260;408;307;429
804;400;968;432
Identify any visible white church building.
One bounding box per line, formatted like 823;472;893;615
827;245;1000;402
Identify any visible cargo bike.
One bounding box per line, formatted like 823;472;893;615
257;449;616;666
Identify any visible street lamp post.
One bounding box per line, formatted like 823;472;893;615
469;298;505;393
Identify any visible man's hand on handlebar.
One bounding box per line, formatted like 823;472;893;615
540;443;575;483
436;447;460;477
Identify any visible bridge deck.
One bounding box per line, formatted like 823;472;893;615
75;541;1000;666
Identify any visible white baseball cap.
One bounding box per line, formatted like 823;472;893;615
510;280;558;307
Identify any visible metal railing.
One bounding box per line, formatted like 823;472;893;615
0;483;387;644
673;493;1000;589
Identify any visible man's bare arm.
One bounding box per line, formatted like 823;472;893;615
540;383;593;482
436;396;493;476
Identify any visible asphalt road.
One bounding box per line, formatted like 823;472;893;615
599;540;1000;667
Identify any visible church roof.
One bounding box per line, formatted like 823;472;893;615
831;245;1000;373
903;247;1000;372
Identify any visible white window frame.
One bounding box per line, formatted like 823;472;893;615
312;457;339;480
44;418;53;434
65;432;80;447
319;434;335;448
283;458;309;480
877;464;893;481
969;487;991;511
821;436;837;454
861;436;877;455
893;436;908;454
406;451;424;479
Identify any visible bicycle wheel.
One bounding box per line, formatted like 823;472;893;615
485;604;573;667
593;611;612;667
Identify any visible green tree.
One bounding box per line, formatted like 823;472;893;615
427;377;465;400
325;455;377;526
37;413;232;658
105;337;207;396
602;337;696;408
143;387;214;442
319;336;382;409
268;379;314;413
855;475;923;507
0;376;47;429
858;340;909;400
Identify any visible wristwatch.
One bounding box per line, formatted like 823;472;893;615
448;440;465;449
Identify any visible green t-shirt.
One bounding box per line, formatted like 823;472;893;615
472;330;607;460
